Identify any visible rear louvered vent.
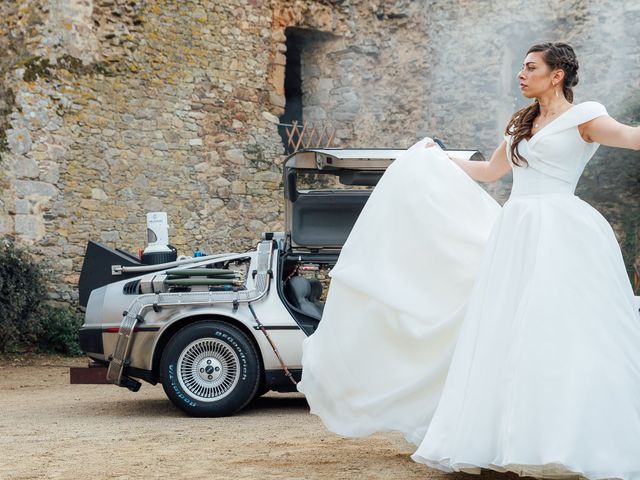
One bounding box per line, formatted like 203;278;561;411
123;280;141;295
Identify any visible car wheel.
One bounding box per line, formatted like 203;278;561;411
159;320;261;416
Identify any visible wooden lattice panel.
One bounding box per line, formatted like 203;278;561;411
284;121;336;151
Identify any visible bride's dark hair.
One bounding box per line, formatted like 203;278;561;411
505;42;579;166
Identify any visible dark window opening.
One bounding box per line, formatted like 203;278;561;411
279;28;305;154
278;28;337;154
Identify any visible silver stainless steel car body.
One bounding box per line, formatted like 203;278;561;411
82;240;307;373
78;145;493;415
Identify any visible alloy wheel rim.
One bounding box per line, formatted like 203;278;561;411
177;337;240;402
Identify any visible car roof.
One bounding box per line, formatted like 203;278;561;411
284;148;405;171
284;147;483;170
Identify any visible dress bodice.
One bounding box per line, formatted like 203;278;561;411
504;101;609;197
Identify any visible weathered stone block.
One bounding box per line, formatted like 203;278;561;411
15;199;30;214
59;258;74;273
262;111;280;124
249;219;266;232
80;199;101;211
213;177;231;187
41;162;60;184
229;226;249;239
14;157;40;179
91;188;108;200
0;215;13;235
15;180;58;199
254;171;280;183
7;128;33;155
208;199;225;210
217;186;231;199
15;214;44;241
226;149;245;164
98;230;120;244
143;196;163;212
231;180;246;194
274;52;287;66
269;91;286;108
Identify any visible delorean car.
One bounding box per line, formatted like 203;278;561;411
77;145;485;417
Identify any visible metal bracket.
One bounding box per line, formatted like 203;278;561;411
105;310;145;386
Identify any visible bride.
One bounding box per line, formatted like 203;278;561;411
296;41;640;479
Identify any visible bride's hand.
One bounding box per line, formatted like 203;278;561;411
424;141;454;160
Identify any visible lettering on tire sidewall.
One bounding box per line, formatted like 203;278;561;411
168;363;197;407
213;331;249;381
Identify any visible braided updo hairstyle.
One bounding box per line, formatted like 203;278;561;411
505;42;580;166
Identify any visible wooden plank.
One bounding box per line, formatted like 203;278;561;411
304;123;317;148
286;120;298;150
294;121;308;151
326;127;336;147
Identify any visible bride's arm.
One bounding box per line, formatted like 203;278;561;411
426;140;512;182
580;116;640;150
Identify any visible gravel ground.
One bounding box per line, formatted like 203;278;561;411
0;355;523;480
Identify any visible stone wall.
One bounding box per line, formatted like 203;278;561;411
1;0;639;303
1;0;287;301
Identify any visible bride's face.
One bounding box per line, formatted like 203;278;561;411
517;51;560;99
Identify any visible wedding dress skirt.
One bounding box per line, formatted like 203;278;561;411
297;101;640;480
297;137;501;444
410;191;640;479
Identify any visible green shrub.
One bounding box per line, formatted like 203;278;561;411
0;238;45;352
0;238;82;355
36;303;83;356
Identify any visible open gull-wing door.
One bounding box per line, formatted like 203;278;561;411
282;146;484;252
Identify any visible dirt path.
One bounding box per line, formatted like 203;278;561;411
0;356;521;480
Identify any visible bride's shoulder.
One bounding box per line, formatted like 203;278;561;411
573;100;609;124
574;100;608;115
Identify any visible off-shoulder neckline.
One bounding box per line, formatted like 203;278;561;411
524;102;581;143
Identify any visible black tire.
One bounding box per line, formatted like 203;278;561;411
256;383;270;397
159;320;261;416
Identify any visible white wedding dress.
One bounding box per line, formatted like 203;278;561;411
296;101;640;479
